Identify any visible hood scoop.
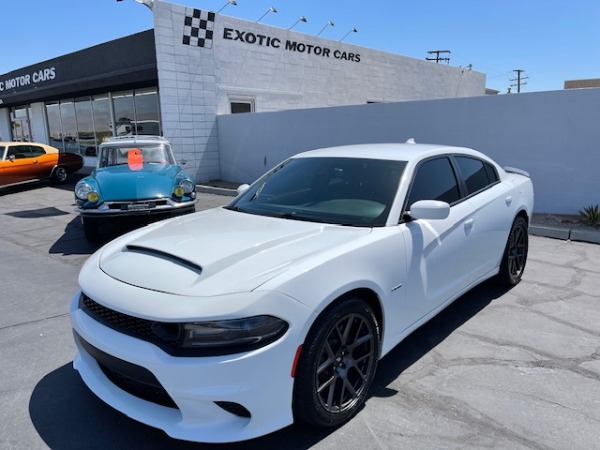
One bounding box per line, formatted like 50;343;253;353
126;245;203;274
100;243;205;294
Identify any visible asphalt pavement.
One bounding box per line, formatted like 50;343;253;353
1;177;599;450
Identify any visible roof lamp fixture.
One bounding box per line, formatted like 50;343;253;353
134;0;154;10
288;16;308;30
217;0;237;13
339;27;358;42
256;6;277;22
316;20;335;36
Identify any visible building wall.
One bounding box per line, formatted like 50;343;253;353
218;88;600;215
153;0;485;182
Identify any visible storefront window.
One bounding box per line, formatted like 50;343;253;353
75;97;96;156
92;95;112;147
113;91;135;136
10;106;32;142
44;87;161;156
46;102;64;151
59;101;79;154
133;88;161;135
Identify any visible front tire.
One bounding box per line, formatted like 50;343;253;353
293;298;379;427
498;215;528;285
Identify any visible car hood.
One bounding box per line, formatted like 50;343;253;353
93;164;182;201
98;208;371;296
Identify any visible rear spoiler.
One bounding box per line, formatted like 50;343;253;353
504;166;530;178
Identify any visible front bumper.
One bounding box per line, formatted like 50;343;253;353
70;290;314;443
75;198;197;218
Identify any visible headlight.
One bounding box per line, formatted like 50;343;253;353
175;179;194;196
75;182;92;200
75;181;100;201
181;316;288;351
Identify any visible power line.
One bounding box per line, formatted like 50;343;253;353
426;50;451;65
510;69;529;93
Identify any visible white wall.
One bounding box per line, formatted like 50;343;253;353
154;0;485;182
218;88;600;215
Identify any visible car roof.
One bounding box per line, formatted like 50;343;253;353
293;143;485;162
0;141;51;146
100;136;169;147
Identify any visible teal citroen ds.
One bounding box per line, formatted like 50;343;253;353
74;136;197;241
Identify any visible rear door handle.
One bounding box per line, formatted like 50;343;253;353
505;196;512;206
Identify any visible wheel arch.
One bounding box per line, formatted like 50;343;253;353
306;287;384;356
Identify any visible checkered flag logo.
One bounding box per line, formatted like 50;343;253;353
183;9;215;48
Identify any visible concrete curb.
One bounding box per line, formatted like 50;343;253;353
196;185;237;197
530;225;600;244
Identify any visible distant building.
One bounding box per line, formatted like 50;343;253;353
0;0;486;182
564;78;600;89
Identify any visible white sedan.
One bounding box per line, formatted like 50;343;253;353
70;143;533;443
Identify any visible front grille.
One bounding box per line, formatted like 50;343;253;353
81;294;159;342
75;331;177;409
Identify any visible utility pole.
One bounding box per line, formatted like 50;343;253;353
510;69;528;93
426;50;451;65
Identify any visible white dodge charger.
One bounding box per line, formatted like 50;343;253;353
70;143;534;443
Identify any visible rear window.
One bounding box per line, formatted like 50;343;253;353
455;156;498;195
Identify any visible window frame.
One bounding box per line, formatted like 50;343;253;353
401;153;501;223
452;154;501;200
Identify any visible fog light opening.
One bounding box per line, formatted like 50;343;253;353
215;401;251;418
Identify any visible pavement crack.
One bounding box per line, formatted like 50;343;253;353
0;312;70;332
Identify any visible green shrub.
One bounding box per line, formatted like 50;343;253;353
579;204;600;228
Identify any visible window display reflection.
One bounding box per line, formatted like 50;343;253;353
44;88;161;157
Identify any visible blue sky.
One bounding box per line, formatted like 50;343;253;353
1;0;599;93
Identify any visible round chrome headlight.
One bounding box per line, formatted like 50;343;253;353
75;182;92;200
179;179;194;194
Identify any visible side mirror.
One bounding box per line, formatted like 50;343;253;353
409;200;450;220
8;154;15;162
236;184;250;196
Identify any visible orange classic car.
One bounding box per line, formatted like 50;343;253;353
0;142;84;187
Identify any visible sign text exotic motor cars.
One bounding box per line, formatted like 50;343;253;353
0;67;56;91
223;28;361;62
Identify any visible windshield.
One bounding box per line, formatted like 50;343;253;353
98;144;175;168
228;157;406;227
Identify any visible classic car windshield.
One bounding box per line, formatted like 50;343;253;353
228;157;407;227
98;144;175;168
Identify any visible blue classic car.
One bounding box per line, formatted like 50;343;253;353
75;136;197;240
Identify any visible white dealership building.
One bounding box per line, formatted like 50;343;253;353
0;0;485;182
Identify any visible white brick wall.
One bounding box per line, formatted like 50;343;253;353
155;1;485;182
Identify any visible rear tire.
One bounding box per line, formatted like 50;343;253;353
82;218;100;242
498;216;528;286
52;166;68;184
293;298;379;428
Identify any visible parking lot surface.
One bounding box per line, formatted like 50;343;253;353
1;179;599;450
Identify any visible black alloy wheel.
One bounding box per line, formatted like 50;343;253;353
52;166;68;183
499;216;528;285
293;298;379;427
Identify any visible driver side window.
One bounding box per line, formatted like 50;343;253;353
407;157;460;208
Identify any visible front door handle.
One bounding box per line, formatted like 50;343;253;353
464;218;474;230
